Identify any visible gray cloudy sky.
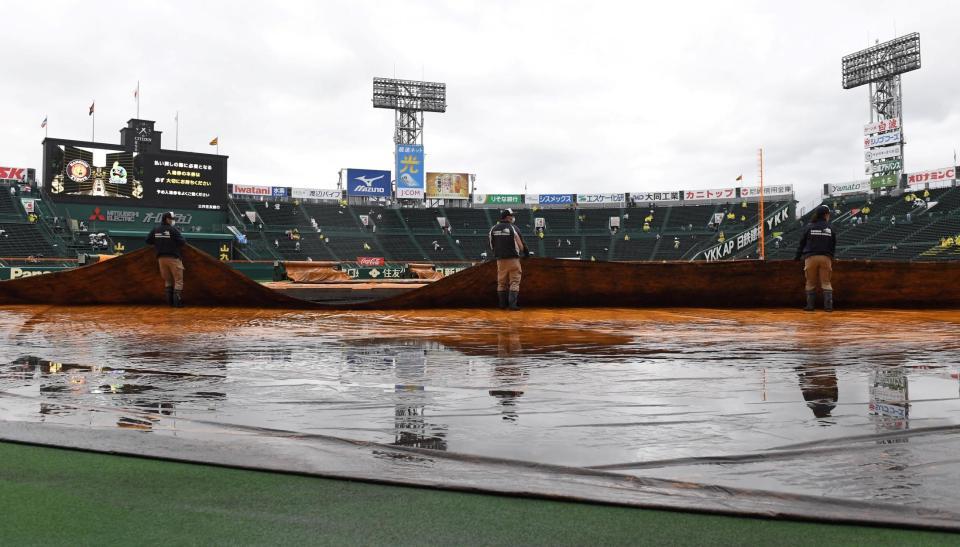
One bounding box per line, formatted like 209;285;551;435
4;0;960;206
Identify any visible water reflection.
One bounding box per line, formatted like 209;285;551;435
1;306;960;507
797;363;838;420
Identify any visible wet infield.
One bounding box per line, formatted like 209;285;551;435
1;306;959;528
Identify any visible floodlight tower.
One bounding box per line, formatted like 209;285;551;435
842;33;921;188
372;77;447;144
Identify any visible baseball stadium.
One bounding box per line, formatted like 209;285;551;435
3;20;960;547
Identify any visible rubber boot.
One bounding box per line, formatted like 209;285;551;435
823;290;833;312
804;291;816;312
497;291;508;309
508;291;520;311
173;290;184;308
165;287;175;307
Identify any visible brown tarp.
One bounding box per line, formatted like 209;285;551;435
283;261;352;283
408;264;443;281
2;245;960;309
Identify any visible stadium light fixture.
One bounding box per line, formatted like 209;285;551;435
842;33;921;90
373;77;447;145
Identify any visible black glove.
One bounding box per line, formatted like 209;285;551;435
523;249;531;258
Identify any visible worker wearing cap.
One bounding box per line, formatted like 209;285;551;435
489;208;530;310
145;211;186;307
794;205;837;311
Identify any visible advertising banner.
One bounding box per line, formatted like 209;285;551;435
907;167;956;186
537;194;574;205
864;130;901;149
473;194;523;205
232;184;272;196
864;118;900;135
684;188;735;201
576;193;625;205
826;179;871;195
20;198;35;213
0;266;70;281
345;168;391;197
396;144;425;199
0;166;27;181
356;256;386;267
343;265;407;280
870;172;899;189
698;206;790;261
865;159;902;175
864;146;901;162
630;191;682;203
425;172;470;199
738;185;793;198
271;187;289;197
290;188;342;200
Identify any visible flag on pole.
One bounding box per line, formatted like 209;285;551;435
40;116;47;128
735;174;743;181
89;101;95;116
134;86;138;99
209;137;218;146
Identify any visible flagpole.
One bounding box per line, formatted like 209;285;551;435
175;111;179;150
136;80;140;118
92;103;95;141
758;147;766;261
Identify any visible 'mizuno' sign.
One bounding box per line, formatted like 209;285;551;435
345;169;391;197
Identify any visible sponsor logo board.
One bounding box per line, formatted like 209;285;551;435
738;185;793;198
576;193;625;204
425;172;470;199
536;194;574;205
826;180;871;195
290;188;342;200
865;159;902;175
396;144;425;198
0;166;27;180
630;191;682;202
699;206;790;261
473;194;523;205
863;117;899;135
271;187;288;197
345;168;391;197
684;188;735;201
907;167;956;186
357;256;386;267
232;184;272;196
864;130;901;148
864;146;901;162
870;172;899;189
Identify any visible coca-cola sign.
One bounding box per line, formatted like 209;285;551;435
356;256;385;267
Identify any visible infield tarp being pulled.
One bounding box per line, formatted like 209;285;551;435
2;245;960;308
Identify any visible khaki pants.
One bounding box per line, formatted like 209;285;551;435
158;256;185;291
804;255;832;291
497;258;522;292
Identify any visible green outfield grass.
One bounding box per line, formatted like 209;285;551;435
0;442;954;546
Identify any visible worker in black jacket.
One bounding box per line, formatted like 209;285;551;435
145;211;186;307
794;205;837;312
488;209;530;310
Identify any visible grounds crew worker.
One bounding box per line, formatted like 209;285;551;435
489;209;530;310
795;205;837;312
146;211;186;307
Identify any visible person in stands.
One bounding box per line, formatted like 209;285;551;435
145;212;186;307
795;205;837;312
489;209;529;310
